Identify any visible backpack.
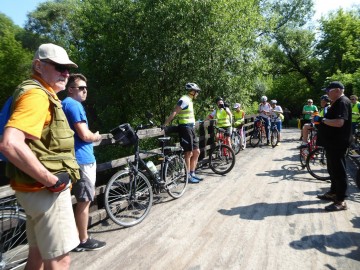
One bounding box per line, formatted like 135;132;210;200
0;96;13;161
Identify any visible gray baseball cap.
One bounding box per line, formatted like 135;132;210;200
34;43;78;68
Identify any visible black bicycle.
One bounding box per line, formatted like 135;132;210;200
306;146;330;181
104;119;188;227
0;196;28;270
270;116;280;148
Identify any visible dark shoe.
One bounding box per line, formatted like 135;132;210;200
317;192;336;201
325;201;347;211
266;141;270;146
192;175;204;181
74;237;106;252
188;176;199;184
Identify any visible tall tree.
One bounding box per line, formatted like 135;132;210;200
0;14;32;104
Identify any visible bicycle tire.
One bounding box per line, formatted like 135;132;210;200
306;147;330;180
299;147;309;168
164;155;188;199
209;144;236;175
231;132;241;155
250;129;260;147
0;211;28;270
356;169;360;190
271;129;279;148
104;170;153;227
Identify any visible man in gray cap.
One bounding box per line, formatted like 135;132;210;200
313;81;352;211
0;43;80;269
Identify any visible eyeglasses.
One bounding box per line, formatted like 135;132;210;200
41;60;70;73
70;86;87;91
350;98;356;101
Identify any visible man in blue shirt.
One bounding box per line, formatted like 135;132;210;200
62;74;106;251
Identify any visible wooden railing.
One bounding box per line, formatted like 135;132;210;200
0;115;257;226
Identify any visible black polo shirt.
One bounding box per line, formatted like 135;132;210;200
317;95;352;149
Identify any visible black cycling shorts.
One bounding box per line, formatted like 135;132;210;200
178;126;199;152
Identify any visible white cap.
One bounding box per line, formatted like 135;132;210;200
233;103;241;109
34;43;78;68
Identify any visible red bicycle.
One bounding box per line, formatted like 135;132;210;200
299;126;317;168
208;127;236;175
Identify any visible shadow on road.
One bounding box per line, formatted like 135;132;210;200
289;217;360;263
218;199;330;220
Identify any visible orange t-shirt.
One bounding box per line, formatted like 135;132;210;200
6;76;60;191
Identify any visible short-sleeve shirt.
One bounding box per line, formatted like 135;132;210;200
259;103;271;118
62;97;95;164
302;104;318;120
6;79;54;138
317;95;352;149
270;105;283;123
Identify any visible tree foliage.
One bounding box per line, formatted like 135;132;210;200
0;14;32;104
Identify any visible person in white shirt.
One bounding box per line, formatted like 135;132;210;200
258;96;271;145
270;100;283;145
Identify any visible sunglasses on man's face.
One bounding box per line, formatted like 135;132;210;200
41;60;70;73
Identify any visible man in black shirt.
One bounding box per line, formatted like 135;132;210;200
314;81;352;211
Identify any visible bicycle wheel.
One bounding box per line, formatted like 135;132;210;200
0;211;28;270
104;170;153;227
356;168;360;190
306;147;330;180
164;155;188;199
209;144;236;175
271;129;279;148
250;129;261;147
231;132;241;155
299;147;309;168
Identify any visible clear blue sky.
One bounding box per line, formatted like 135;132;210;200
0;0;49;27
0;0;358;27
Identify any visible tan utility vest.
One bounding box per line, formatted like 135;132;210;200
7;80;80;189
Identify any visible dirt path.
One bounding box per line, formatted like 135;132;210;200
70;128;360;270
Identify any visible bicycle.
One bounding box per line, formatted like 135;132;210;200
231;124;246;155
208;126;236;175
104;120;188;227
0;196;28;270
299;125;317;168
306;146;330;181
270;116;280;148
250;116;267;147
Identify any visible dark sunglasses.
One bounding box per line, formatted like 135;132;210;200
71;86;88;91
41;60;70;73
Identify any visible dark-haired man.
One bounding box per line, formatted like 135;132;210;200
62;73;106;251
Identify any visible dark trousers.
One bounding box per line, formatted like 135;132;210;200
325;147;348;201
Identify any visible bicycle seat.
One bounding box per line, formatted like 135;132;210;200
158;137;171;142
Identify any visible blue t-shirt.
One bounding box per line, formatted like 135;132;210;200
62;97;95;164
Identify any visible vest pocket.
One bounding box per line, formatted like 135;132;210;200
49;128;75;151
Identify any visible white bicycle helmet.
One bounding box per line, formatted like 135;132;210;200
233;103;241;109
185;83;201;92
260;96;267;102
270;100;277;104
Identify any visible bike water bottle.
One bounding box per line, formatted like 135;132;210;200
146;161;158;174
